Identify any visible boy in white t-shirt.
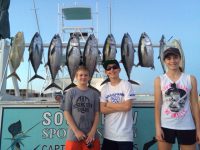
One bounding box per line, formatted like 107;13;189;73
100;59;136;150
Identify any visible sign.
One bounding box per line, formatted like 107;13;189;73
0;107;67;150
0;105;180;150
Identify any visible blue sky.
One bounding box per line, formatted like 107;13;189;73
7;0;200;94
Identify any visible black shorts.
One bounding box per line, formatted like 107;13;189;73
101;138;133;150
162;127;196;145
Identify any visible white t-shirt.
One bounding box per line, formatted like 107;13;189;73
160;73;195;130
100;80;136;141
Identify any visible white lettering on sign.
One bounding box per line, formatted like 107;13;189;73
54;112;63;126
43;111;52;126
42;112;64;126
41;144;65;150
42;128;67;139
42;111;67;139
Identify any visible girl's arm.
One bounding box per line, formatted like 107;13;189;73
154;77;164;141
63;111;86;141
190;75;200;143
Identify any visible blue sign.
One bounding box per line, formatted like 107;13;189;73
0;107;67;150
0;106;180;150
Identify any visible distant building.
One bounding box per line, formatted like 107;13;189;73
6;89;42;98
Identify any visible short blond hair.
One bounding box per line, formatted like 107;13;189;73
75;65;90;76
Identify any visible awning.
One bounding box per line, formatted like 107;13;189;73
0;0;10;39
62;7;91;20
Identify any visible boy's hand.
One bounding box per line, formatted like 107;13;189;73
86;131;95;144
74;129;86;141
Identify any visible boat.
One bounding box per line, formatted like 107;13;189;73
0;1;183;150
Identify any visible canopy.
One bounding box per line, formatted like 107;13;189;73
62;7;91;20
0;0;10;39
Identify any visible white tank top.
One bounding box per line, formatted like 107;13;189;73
160;73;195;130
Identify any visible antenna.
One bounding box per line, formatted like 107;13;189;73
109;0;112;34
32;0;40;33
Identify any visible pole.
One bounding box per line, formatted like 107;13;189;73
32;0;40;33
109;0;112;34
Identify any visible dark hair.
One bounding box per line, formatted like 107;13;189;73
163;47;181;60
102;59;120;69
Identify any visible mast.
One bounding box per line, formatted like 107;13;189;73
32;0;40;33
109;0;112;34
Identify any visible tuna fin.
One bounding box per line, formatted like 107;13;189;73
135;62;140;67
128;79;140;85
51;47;56;55
108;44;111;57
88;84;100;94
28;74;45;82
151;65;155;70
21;57;24;62
144;47;148;55
7;72;21;82
44;82;62;91
44;62;49;68
100;78;110;86
95;68;99;73
63;83;77;91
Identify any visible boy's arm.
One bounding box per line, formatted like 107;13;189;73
86;112;99;143
100;102;116;114
100;100;132;114
106;100;133;111
63;111;86;141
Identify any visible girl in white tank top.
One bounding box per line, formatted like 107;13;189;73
154;47;200;150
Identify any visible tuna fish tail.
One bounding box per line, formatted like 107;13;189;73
7;72;21;82
100;78;110;86
28;74;45;82
135;62;140;67
44;82;62;91
63;83;77;91
128;79;140;85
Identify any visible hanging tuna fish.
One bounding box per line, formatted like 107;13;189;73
28;32;44;82
121;33;139;85
83;34;100;91
44;34;62;91
159;35;168;73
7;31;25;81
137;32;154;69
170;39;185;72
100;34;117;85
102;34;117;63
64;33;82;91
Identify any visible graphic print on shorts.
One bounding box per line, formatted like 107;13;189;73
164;83;187;118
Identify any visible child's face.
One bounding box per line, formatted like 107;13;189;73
105;64;120;78
164;54;180;70
76;70;90;85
